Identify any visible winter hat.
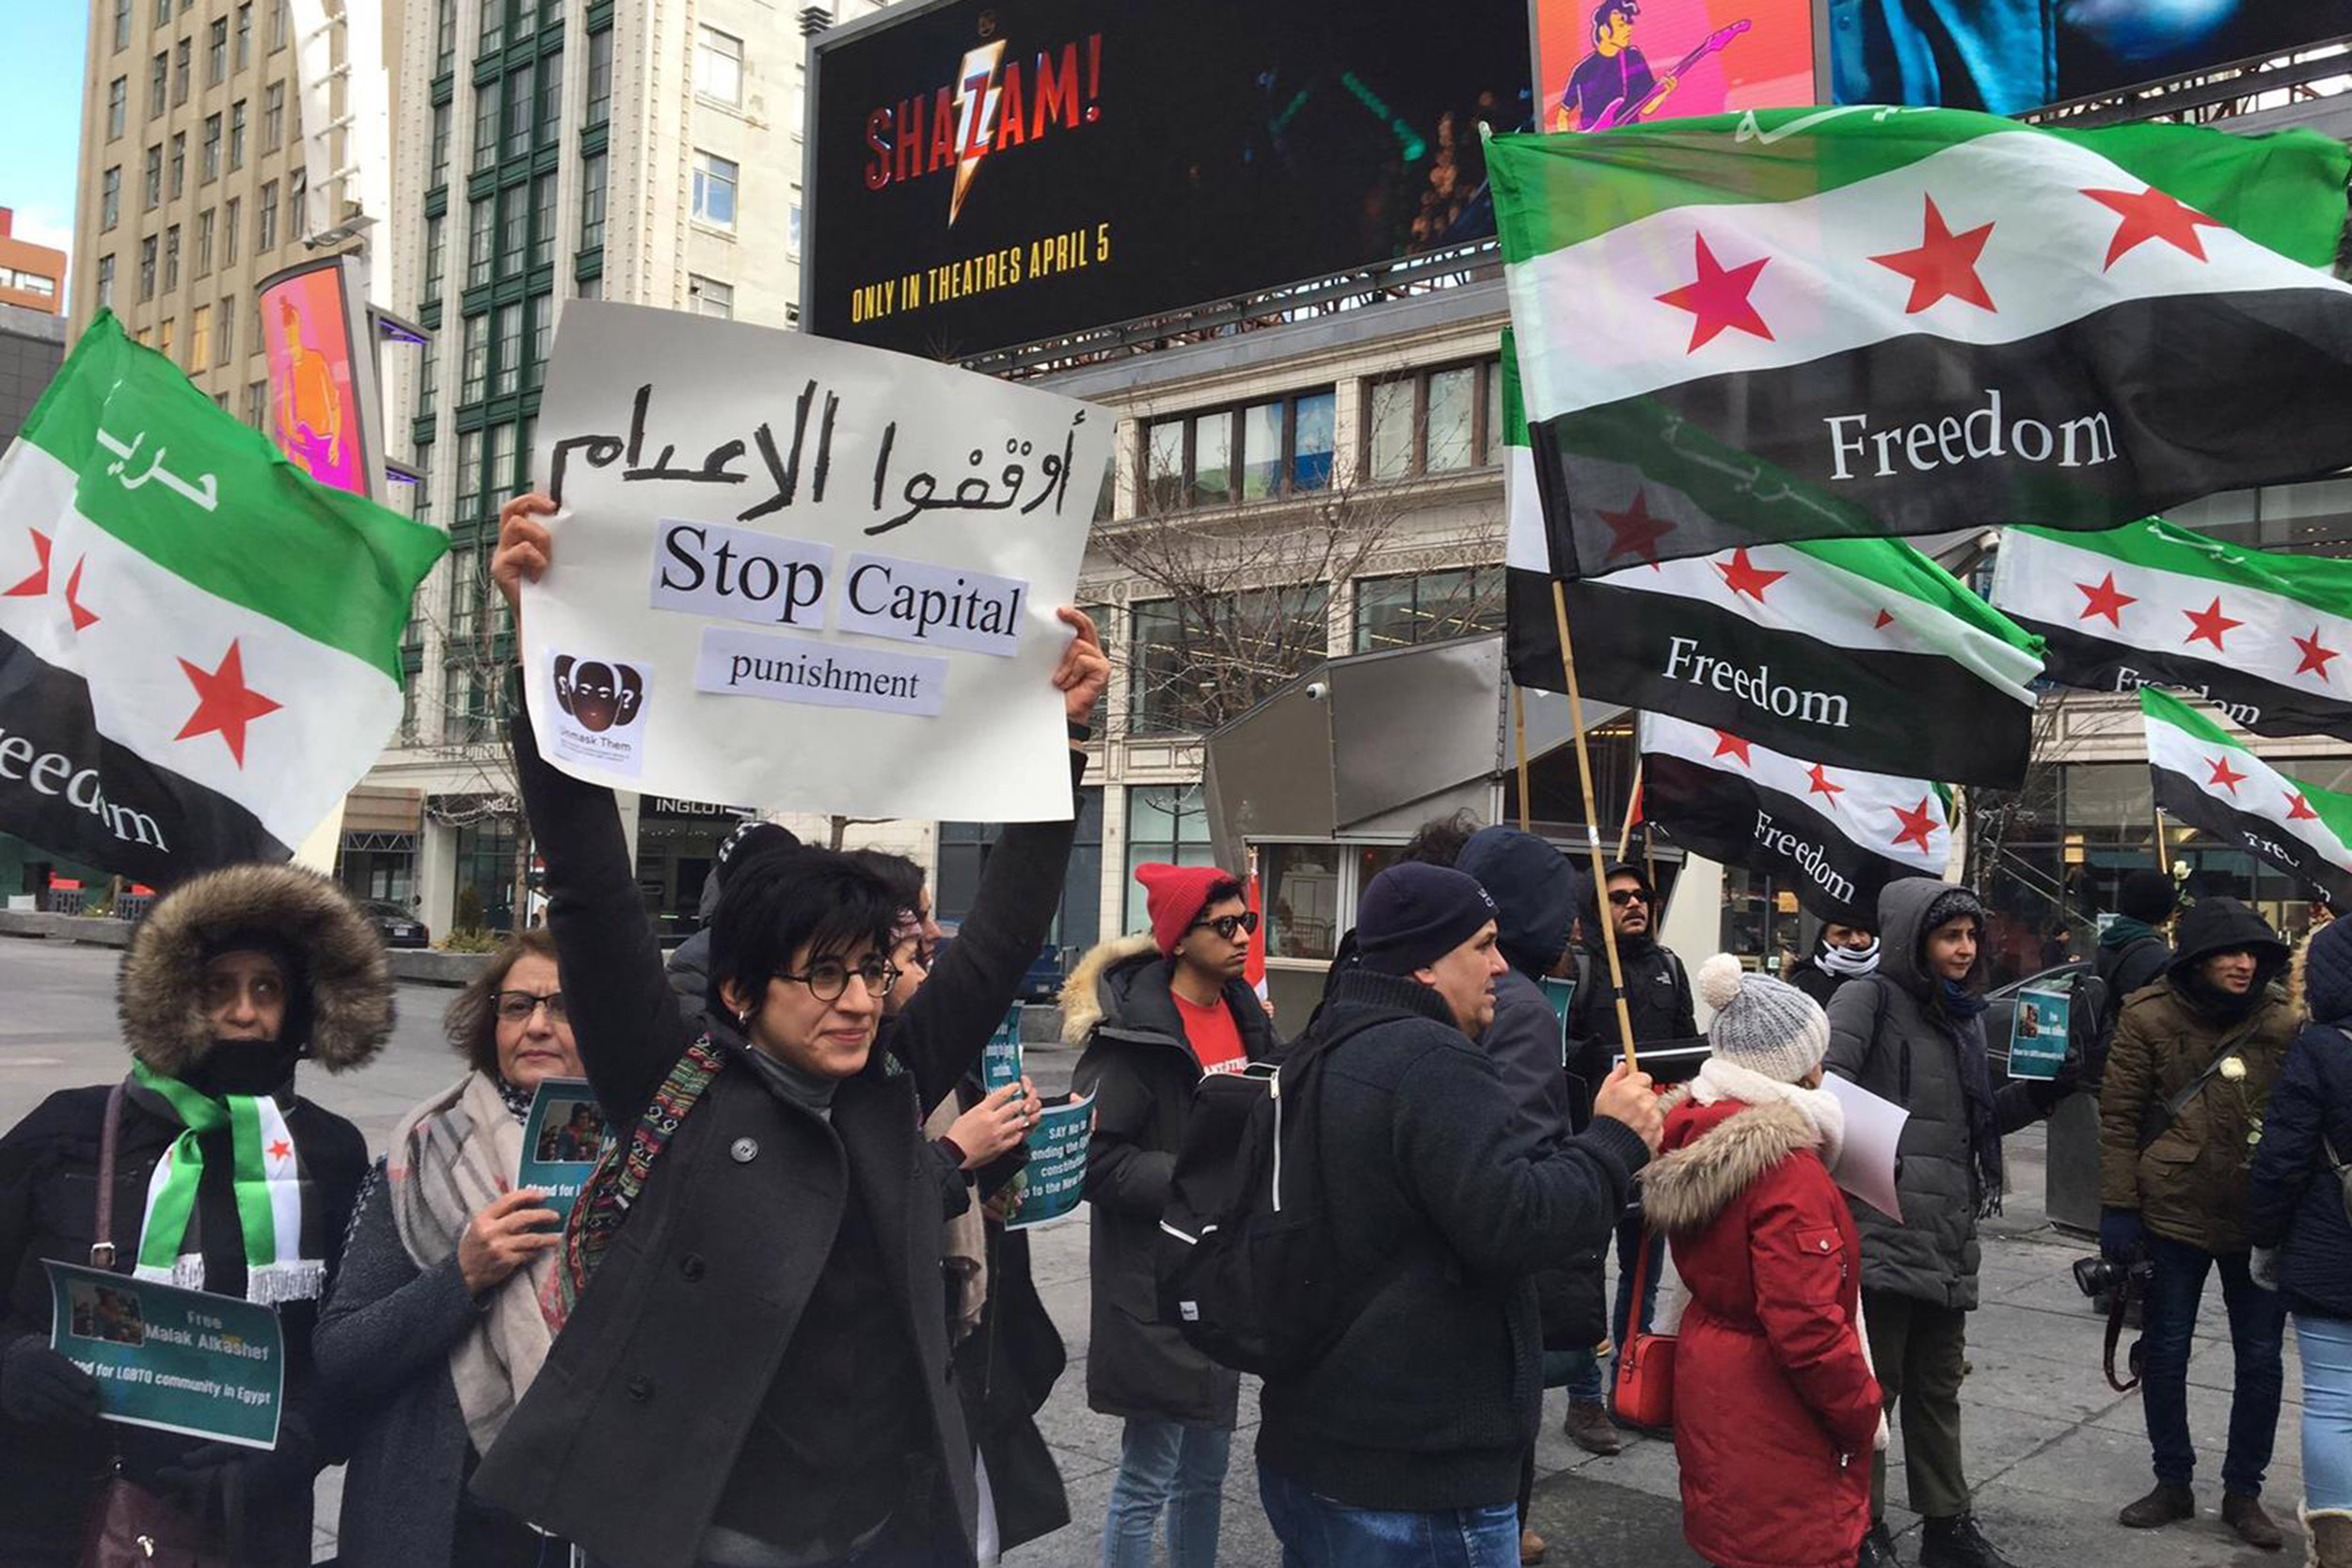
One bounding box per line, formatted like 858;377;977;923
716;819;801;887
1919;887;1984;942
1136;863;1237;958
1696;954;1830;1085
1357;863;1499;974
2116;867;2178;925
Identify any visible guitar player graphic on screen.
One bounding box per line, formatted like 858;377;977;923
1555;1;1751;133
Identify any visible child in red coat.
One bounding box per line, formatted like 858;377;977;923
1641;955;1885;1568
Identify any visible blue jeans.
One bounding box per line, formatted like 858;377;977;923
1258;1462;1519;1568
1101;1418;1230;1568
2140;1236;2286;1496
2297;1313;2352;1513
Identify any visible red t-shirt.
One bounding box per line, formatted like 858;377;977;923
1172;990;1248;1077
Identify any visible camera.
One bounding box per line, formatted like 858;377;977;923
2071;1255;2149;1299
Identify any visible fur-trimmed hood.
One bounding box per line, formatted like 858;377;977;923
1058;931;1159;1044
119;863;394;1077
1639;1091;1823;1234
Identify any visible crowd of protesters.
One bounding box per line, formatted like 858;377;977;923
0;485;2343;1568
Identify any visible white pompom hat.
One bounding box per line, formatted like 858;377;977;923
1696;952;1831;1085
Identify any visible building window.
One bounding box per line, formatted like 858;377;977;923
216;293;234;364
1365;357;1502;482
189;304;211;370
940;787;1105;954
1260;843;1343;960
450;816;518;928
536;49;562;146
435;0;456;76
207;17;227;84
530;171;556;268
526;293;551;387
195;207;215;276
417;333;438;420
1352;566;1505;654
691;150;737;230
512;0;537;44
153;0;168;25
578;152;606;250
501;69;532;159
428;99;449;185
172;38;189;104
102;166;122;230
264;81;284;150
288;167;305;234
585;28;612;127
228;101;246;170
689;276;732;319
696;27;743;106
138;235;157;299
246;379;266;426
488;420;516;495
498;185;527;278
114;0;132;53
467;196;493;286
270;0;288;51
235;3;252;70
788;199;803;257
107;77;127;139
163;224;180;292
96;254;116;309
453;427;484;521
224;196;239;262
492;301;522;395
149;51;167;116
422;212;446;303
1122;785;1216;932
143;144;162;208
1128;587;1329;736
460;311;487;402
1143;388;1336;512
158;316;174;360
479;0;503;57
257;179;278;250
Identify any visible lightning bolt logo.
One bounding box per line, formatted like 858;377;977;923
949;40;1008;227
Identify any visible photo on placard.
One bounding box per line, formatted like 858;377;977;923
532;1099;606;1165
67;1281;147;1349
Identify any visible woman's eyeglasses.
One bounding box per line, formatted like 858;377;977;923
1188;911;1261;942
774;955;902;1003
494;990;568;1023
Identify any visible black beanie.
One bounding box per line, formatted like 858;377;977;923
2116;867;2177;925
1357;863;1499;974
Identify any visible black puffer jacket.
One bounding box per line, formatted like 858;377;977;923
1065;936;1276;1428
2249;920;2352;1319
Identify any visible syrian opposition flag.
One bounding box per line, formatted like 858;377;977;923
1502;333;2044;786
1994;517;2352;742
1488;106;2352;576
2142;687;2352;906
1638;712;1950;927
0;312;445;885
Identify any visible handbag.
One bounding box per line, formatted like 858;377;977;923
76;1080;233;1568
1612;1226;1677;1430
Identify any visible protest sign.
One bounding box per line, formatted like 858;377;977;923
518;1077;604;1225
981;1004;1024;1092
1006;1089;1096;1231
46;1260;283;1449
2008;988;2072;1082
524;303;1112;821
1539;976;1577;1069
1821;1074;1908;1222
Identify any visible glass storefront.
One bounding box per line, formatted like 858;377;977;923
635;795;756;945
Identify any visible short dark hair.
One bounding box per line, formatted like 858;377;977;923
1591;1;1636;42
845;848;926;913
1200;878;1247;913
445;927;562;1076
707;846;899;1021
1401;811;1480;869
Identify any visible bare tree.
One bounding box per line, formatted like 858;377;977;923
411;546;534;937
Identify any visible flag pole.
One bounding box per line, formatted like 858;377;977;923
1616;760;1645;862
2153;805;2171;875
1550;579;1643;1075
1514;685;1533;832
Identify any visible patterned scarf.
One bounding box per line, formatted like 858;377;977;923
128;1059;325;1305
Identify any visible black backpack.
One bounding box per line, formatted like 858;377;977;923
2069;934;2167;1089
1154;1007;1407;1377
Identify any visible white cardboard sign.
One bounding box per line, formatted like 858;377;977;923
523;303;1110;820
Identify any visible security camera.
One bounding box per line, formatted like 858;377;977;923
1305;681;1328;702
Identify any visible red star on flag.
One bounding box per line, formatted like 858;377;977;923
2075;572;2136;627
1712;730;1754;767
1597;490;1676;567
2206;753;2248;795
1657;232;1774;353
1806;764;1846;811
1714;547;1788;604
267;1139;292;1160
2287;790;2320;822
1889;798;1940;856
2294;627;2340;682
3;529;51;598
2183;595;2243;651
1868;195;1997;314
174;640;282;767
62;559;98;632
1873;610;1896;631
2081;184;2225;271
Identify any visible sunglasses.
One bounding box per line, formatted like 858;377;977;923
494;990;568;1023
1607;888;1649;907
1188;911;1261;942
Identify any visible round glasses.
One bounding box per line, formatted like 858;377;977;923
774;955;901;1003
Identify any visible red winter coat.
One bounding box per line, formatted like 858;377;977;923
1642;1093;1881;1568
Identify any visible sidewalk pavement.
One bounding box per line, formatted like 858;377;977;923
0;940;2309;1567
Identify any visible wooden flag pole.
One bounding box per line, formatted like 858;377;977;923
1616;759;1645;863
1551;579;1643;1075
2153;805;2171;875
1514;685;1534;833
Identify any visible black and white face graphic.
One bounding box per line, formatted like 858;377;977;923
554;657;644;733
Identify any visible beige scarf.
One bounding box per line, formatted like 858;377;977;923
386;1071;557;1454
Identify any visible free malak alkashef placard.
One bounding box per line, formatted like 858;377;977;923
525;302;1112;823
516;1077;605;1226
45;1259;284;1449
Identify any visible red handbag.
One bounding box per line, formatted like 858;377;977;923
1611;1227;1677;1430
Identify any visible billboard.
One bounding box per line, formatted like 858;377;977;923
1534;0;1819;134
1830;0;2352;116
257;255;384;500
804;0;1533;357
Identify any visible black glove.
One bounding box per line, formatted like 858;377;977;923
153;1411;316;1520
0;1334;102;1430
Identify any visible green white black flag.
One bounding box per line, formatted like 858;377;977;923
2141;687;2352;907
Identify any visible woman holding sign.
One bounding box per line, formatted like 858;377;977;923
469;494;1106;1568
316;928;588;1568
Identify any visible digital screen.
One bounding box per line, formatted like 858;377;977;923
257;257;369;498
1534;0;1819;134
1830;0;2352;116
805;0;1533;357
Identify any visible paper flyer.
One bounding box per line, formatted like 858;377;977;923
1822;1073;1909;1222
2008;987;2071;1082
517;1077;606;1225
1005;1089;1097;1231
981;1004;1024;1092
46;1260;284;1449
1539;976;1578;1069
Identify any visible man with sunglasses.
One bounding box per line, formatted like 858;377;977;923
1065;863;1279;1568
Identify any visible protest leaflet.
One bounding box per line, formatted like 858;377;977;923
1539;975;1577;1069
2009;988;2072;1082
1821;1075;1908;1223
1006;1089;1096;1231
46;1259;283;1449
525;303;1113;822
518;1077;604;1225
981;1004;1024;1093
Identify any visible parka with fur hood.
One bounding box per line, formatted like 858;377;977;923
0;864;389;1567
1645;1085;1880;1568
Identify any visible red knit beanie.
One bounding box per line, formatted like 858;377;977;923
1136;863;1235;958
